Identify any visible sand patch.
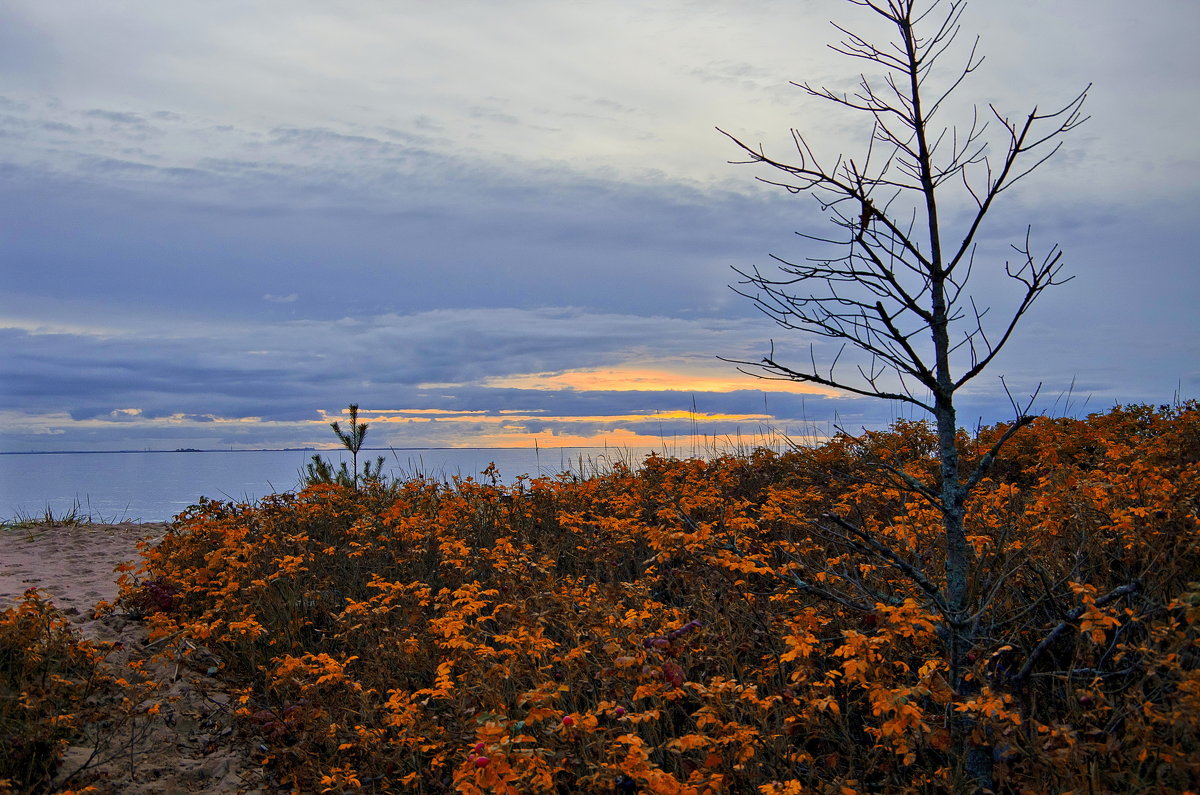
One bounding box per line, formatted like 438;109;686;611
1;523;266;793
0;522;165;619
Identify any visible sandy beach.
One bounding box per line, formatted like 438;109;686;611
1;522;263;793
0;522;167;618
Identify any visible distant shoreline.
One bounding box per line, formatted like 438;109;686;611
0;445;635;456
0;448;319;455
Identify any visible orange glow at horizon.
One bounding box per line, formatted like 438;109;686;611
336;409;770;426
481;366;836;395
365;408;488;416
454;426;785;451
316;408;488;422
309;406;785;449
305;365;816;448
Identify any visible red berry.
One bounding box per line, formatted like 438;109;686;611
614;707;626;717
474;742;485;753
474;756;490;767
562;715;574;726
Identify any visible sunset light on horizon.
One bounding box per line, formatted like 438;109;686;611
1;0;1196;452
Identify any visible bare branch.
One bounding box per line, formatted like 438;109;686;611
1011;582;1142;687
961;413;1037;495
818;512;951;615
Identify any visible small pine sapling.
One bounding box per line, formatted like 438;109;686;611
303;404;386;489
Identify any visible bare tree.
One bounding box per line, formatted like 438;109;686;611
719;0;1088;789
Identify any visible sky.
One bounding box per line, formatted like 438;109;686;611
1;0;1197;453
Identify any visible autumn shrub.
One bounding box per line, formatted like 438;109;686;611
0;591;117;793
120;404;1199;792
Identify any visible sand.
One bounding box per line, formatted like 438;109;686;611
1;523;265;793
0;522;167;616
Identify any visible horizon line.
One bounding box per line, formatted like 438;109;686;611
0;443;669;456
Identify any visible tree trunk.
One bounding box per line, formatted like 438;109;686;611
936;398;994;792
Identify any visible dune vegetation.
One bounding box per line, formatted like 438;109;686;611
5;403;1194;792
1;592;118;792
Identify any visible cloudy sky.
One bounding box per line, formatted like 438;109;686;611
1;0;1196;452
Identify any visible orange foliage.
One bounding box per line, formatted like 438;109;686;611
0;591;127;793
116;403;1199;792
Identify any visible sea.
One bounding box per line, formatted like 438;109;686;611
0;446;656;524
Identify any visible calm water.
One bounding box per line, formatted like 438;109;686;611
0;447;651;523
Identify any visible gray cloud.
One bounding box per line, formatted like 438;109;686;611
1;0;1197;452
2;291;1187;451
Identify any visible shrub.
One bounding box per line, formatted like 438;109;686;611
119;404;1199;792
0;591;116;792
